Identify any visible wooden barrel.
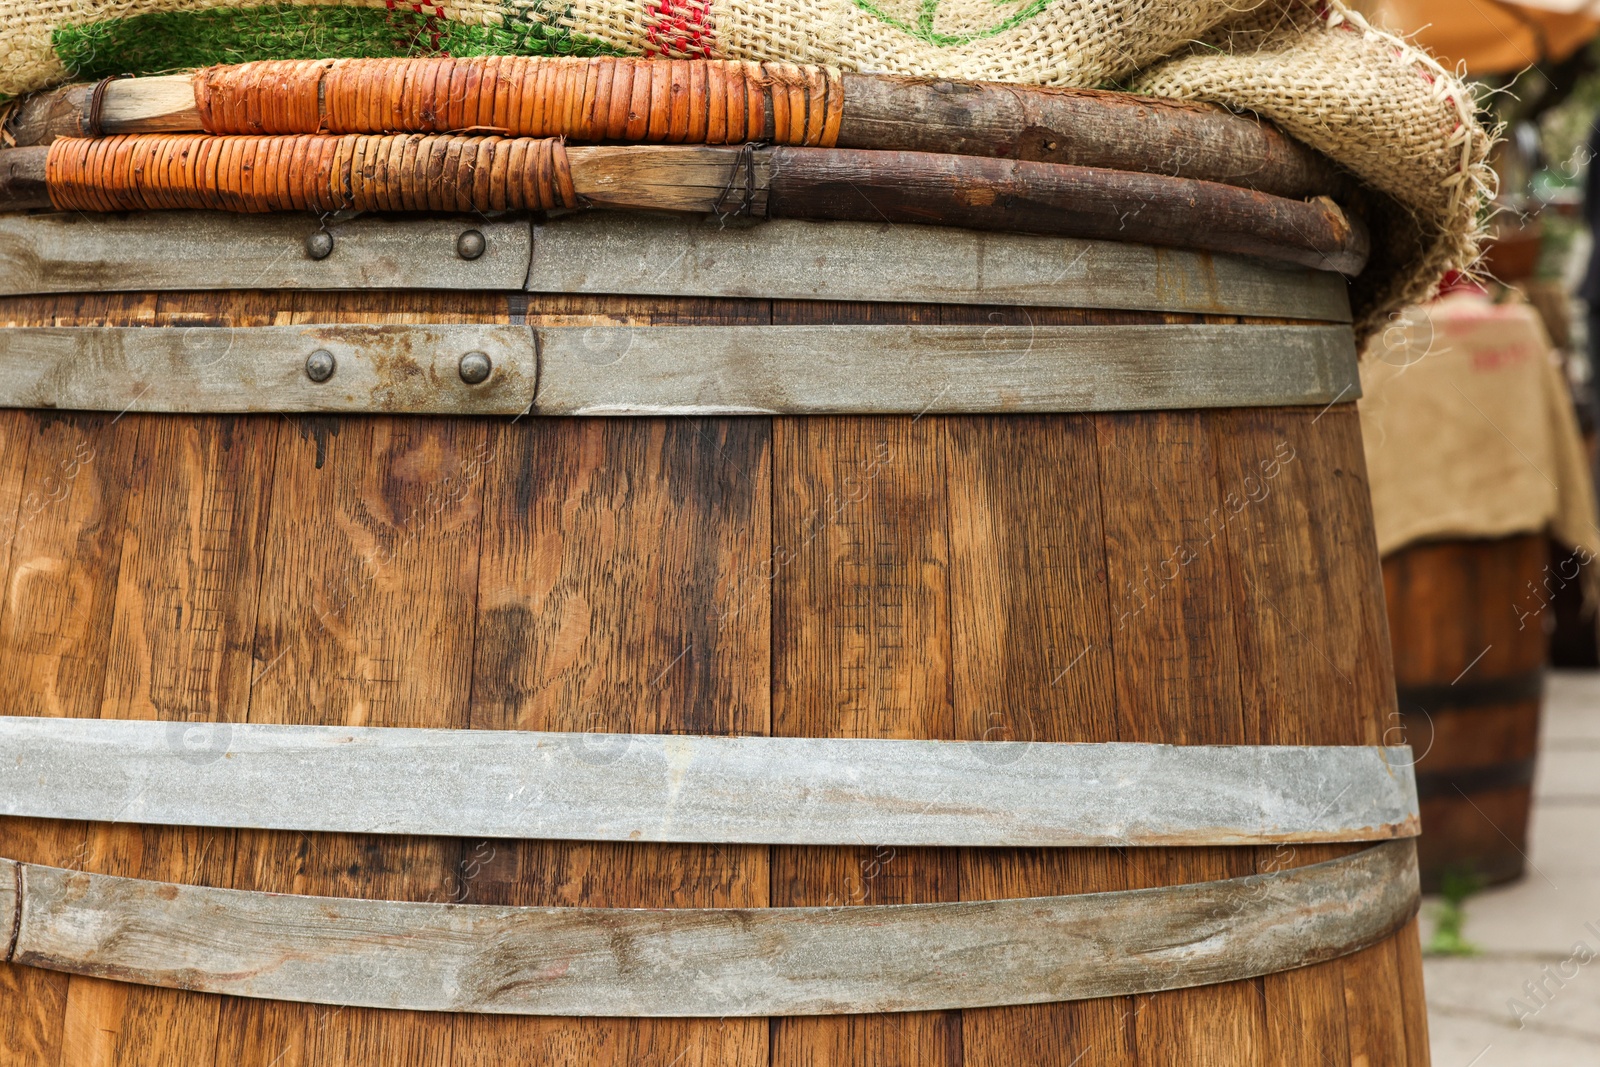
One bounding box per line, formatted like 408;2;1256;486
1547;537;1598;667
1384;534;1548;891
0;211;1428;1065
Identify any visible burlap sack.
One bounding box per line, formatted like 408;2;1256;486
1360;291;1600;566
1134;3;1491;340
1;0;1490;334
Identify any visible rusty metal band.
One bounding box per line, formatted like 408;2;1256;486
0;321;1359;416
0;717;1418;847
0;841;1420;1016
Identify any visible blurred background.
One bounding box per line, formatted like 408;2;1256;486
1351;2;1600;1062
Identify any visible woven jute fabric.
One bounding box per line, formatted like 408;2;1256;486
1134;3;1490;339
1361;292;1600;565
3;0;1491;334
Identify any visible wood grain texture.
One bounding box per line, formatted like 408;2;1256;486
218;296;493;1066
0;279;1427;1064
767;147;1369;275
1394;915;1434;1067
566;145;771;215
1096;409;1270;1064
833;74;1347;200
2;78;197;146
1209;405;1402;1064
767;292;957;1065
71;288;281;1067
0;147;49;210
459;409;771;1066
0;294;152;1066
945;414;1131;1066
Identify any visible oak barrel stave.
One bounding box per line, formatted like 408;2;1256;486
0;287;1425;1066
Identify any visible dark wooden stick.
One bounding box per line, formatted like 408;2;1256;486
4;85;93;146
836;74;1346;201
0;147;49;211
2;68;1345;201
4;76;197;146
767;147;1369;276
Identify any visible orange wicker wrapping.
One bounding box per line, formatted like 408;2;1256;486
45;133;575;213
190;57;844;146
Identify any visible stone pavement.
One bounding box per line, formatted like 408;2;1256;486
1421;670;1600;1066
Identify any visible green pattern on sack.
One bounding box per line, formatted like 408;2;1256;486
847;0;1057;48
53;3;629;82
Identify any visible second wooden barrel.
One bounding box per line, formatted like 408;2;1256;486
0;213;1428;1065
1384;534;1548;891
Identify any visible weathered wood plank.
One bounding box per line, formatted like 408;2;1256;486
0;717;1419;846
0;324;537;415
566;145;770;215
0;403;144;1061
1094;409;1268;1060
1340;936;1411;1067
1393;916;1434;1067
220;383;491;1065
526;214;1352;322
0;213;531;295
1210;406;1388;1063
943;413;1130;1066
768;403;958;1064
0;406;60;1067
2;841;1421;1017
459;413;773;1065
3;77;198;145
533;324;1359;416
81;291;282;1067
0;296;152;1067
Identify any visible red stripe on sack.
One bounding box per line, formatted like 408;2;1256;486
643;0;717;59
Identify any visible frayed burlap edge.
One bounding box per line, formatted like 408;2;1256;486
1132;1;1497;345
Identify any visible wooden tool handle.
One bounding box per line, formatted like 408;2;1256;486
767;147;1369;276
4;62;1343;201
42;133;573;214
4;137;1366;276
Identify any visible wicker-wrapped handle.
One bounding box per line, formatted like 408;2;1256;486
192;57;844;146
45;133;574;213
